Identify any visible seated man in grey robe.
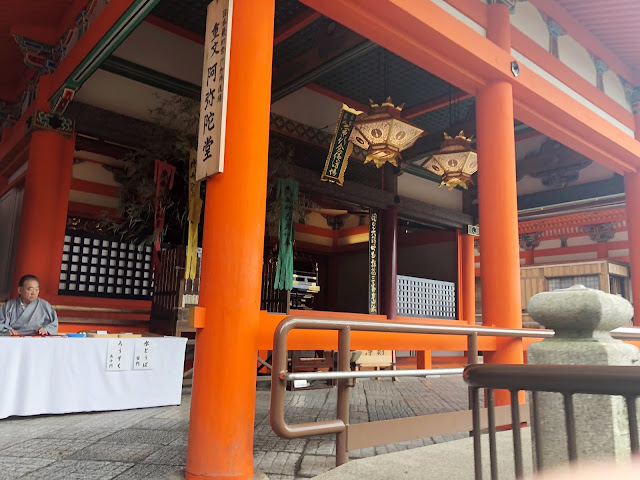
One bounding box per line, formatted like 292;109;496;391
0;275;58;336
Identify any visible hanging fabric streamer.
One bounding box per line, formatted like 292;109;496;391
185;149;203;280
274;178;298;291
321;104;361;186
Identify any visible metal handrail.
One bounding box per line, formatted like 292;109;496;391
269;315;563;466
281;367;463;381
464;364;640;396
270;316;640;468
464;363;640;480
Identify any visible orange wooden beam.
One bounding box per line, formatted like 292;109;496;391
274;9;322;45
300;0;640;175
305;83;369;112
518;207;627;233
47;0;137;104
70;178;120;197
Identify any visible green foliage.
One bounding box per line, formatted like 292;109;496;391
100;95;200;246
102;94;314;247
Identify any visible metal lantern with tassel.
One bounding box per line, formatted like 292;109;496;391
349;97;424;168
421;131;477;190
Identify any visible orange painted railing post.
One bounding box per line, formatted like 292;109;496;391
461;233;476;325
12;129;75;298
476;2;523;401
625;172;640;326
185;1;275;479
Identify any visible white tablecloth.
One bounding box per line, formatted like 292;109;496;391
0;336;187;419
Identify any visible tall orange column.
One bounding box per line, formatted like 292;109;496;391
185;1;275;479
476;3;523;369
626;89;640;326
625;172;640;326
12;129;75;298
461;233;476;325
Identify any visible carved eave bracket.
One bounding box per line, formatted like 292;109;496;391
519;231;542;250
583;222;617;243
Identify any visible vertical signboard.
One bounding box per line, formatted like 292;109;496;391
368;209;379;314
196;0;234;181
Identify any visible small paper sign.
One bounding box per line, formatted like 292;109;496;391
106;339;132;371
133;339;155;370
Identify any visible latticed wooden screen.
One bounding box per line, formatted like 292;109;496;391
397;275;456;319
59;231;152;300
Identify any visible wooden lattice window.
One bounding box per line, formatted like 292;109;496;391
59;231;153;300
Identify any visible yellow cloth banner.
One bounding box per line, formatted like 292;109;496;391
186;149;203;280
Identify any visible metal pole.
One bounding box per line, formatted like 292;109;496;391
336;327;351;466
468;332;479;364
468;333;479;437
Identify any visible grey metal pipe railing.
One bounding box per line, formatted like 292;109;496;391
270;316;640;469
270;316;561;467
281;367;464;381
464;364;640;480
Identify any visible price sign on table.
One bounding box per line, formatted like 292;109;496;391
134;339;155;370
106;339;132;371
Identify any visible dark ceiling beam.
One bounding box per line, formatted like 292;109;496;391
100;56;201;100
284;164;473;229
65;101;154;149
274;9;322;45
517;175;625;210
145;15;205;44
515;128;544;142
271;19;376;103
404;92;472;119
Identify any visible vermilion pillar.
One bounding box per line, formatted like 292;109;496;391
625;172;640;326
476;2;523;371
185;1;275;479
626;88;640;326
12;129;75;298
522;249;534;265
461;233;476;325
596;241;609;260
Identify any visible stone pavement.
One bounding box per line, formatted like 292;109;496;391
0;376;471;480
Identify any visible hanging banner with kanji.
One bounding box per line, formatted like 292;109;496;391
274;179;298;291
368;208;379;314
321;104;362;186
153;159;176;273
196;0;233;181
186;149;203;280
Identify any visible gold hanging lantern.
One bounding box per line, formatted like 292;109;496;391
349;97;424;168
421;131;477;190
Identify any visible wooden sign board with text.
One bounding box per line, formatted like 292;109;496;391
196;0;233;181
357;350;393;368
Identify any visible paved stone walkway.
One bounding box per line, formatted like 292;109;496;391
0;376;470;479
